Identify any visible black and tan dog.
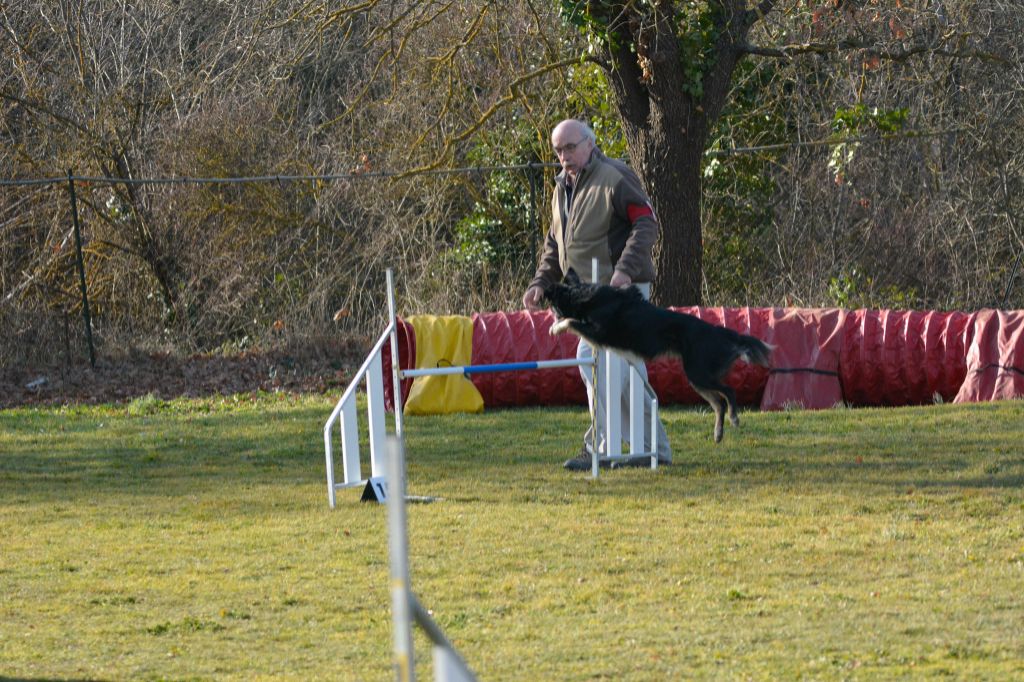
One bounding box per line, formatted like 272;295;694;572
544;269;771;443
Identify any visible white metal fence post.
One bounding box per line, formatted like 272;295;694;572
387;268;405;440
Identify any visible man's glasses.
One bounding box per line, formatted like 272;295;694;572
553;138;587;156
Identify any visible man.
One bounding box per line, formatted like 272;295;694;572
523;119;672;470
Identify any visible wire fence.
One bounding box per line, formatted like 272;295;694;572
2;162;561;368
0;128;966;188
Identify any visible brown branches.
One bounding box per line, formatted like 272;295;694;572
400;54;595;177
739;39;1009;65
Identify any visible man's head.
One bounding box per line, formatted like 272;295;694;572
551;119;596;180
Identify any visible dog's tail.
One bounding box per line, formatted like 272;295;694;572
735;334;772;367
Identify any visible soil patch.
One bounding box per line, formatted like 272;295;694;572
1;337;370;409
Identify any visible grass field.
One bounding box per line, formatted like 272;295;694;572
2;393;1023;681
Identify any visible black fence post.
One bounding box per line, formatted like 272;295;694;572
1001;250;1021;310
527;161;541;265
67;169;96;368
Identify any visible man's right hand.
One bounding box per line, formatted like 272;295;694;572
522;285;544;312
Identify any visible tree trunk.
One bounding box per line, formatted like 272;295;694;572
630;133;705;307
606;42;708;306
601;0;753;306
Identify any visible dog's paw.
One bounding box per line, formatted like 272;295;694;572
549;318;571;336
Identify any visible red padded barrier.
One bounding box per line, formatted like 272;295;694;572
838;309;878;407
840;310;976;406
470;311;586;406
375;306;1020;413
882;310;924;406
760;308;845;411
954;310;1024;403
922;311;976;401
381;317;415;412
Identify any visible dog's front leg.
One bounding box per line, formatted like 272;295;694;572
549;318;575;336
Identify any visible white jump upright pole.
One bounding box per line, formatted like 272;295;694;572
591;258;624;476
387;269;405;440
603;343;622;463
629;363;644;456
588;258;659;474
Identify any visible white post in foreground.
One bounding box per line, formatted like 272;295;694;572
386;437;477;682
386;438;415;682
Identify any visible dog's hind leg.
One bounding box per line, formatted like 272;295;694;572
720;385;739;428
706;384;740;432
693;387;726;443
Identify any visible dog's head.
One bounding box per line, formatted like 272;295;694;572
542;268;594;320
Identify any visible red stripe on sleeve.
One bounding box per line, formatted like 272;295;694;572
627;203;654;224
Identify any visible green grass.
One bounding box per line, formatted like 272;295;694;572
2;394;1024;680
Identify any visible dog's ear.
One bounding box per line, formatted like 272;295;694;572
564;268;581;285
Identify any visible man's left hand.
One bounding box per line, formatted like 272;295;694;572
610;271;632;288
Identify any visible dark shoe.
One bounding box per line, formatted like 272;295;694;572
611;457;672;469
563;447;608;471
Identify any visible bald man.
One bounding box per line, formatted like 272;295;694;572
523;119;672;470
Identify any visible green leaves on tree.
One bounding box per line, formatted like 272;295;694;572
558;0;721;102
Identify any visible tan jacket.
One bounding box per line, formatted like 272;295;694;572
530;148;659;288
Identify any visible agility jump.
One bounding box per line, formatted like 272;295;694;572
323;265;661;507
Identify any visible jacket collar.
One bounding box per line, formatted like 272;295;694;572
555;147;604;189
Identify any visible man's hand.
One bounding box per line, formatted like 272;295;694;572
523;285;544;312
610;270;632;288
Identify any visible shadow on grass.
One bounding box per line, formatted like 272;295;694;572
0;404;331;504
0;678;109;682
3;402;1023;505
395;455;1024;509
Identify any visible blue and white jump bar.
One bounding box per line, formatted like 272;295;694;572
400;358;592;378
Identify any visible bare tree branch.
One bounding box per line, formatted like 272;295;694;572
400;54;596;176
738;39;1010;65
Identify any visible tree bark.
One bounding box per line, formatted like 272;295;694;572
615;91;705;306
639;139;705;307
599;0;754;306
